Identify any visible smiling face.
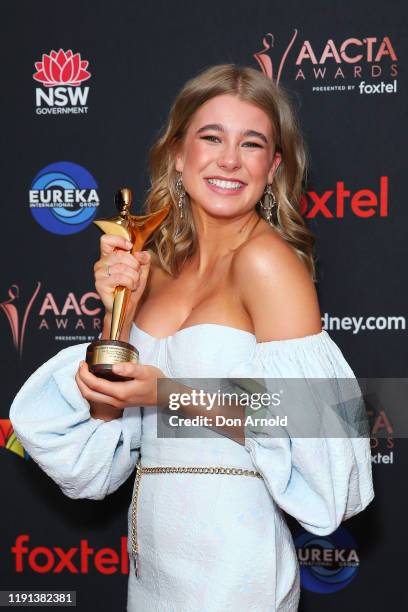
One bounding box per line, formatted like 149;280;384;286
175;94;282;220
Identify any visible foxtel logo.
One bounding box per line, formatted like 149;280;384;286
11;535;129;574
301;176;388;218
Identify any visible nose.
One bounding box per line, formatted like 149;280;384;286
217;142;241;171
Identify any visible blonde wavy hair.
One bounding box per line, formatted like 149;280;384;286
143;64;315;279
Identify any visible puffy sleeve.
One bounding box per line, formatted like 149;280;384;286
228;330;374;536
9;342;142;501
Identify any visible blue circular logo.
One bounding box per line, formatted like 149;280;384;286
295;527;359;594
29;161;99;235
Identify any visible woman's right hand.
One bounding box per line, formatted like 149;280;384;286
94;234;151;316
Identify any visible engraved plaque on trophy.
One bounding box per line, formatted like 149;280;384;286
86;188;170;381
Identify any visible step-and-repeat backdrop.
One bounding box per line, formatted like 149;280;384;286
2;0;406;609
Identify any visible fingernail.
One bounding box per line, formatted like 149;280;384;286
126;240;133;248
113;364;124;373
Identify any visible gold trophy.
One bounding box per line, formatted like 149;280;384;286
86;188;170;381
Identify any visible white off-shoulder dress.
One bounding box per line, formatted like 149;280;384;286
9;323;374;612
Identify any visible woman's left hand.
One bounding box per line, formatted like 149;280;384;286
76;360;166;410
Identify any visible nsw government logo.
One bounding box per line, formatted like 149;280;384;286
29;162;99;235
33;49;91;115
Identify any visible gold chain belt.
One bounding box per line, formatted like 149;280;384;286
130;457;263;577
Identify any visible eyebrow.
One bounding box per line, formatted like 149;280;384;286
196;123;269;144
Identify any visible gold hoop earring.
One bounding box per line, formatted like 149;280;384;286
175;172;186;219
259;184;277;224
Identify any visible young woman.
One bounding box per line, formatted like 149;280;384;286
10;65;374;611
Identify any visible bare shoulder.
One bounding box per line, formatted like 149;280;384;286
232;230;322;342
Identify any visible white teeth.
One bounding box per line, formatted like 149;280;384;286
207;178;243;190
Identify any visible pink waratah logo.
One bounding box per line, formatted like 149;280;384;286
33;49;91;87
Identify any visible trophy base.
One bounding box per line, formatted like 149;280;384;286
86;339;139;381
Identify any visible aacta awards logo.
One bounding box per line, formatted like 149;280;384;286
33;49;91;115
367;398;395;466
29;161;99;235
253;30;398;95
295;526;360;594
0;284;41;358
0;283;102;358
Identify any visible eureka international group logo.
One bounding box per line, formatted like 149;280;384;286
29;161;99;235
33;49;91;115
295;527;360;594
